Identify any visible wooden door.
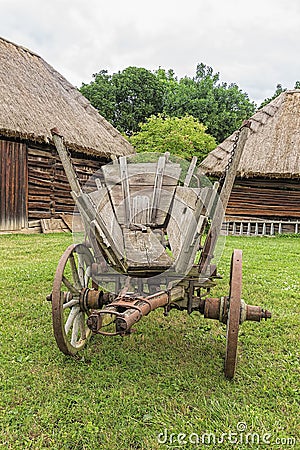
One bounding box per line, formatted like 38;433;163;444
0;140;28;230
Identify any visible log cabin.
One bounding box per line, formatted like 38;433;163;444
200;90;300;235
0;37;134;233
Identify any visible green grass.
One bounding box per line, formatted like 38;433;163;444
0;233;299;449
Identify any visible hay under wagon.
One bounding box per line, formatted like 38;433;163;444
48;124;271;379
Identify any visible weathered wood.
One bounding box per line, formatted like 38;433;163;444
119;156;132;225
166;187;201;259
226;179;300;218
123;228;173;270
28;147;52;159
52;133;82;196
61;213;84;232
0;140;28;230
150;155;166;223
199;125;250;272
41;218;69;233
88;188;125;256
173;186;208;274
132;195;150;224
28;210;52;220
75;191;126;265
206;182;219;217
184;156;197;187
102;162;181;187
107;185;175;226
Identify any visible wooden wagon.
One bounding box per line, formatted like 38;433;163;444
48;124;271;378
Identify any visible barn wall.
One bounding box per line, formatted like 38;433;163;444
0;137;110;230
28;144;108;221
226;178;300;219
0;140;28;230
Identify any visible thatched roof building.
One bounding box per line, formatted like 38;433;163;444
200;91;300;234
0;37;134;232
201;90;300;178
0;37;133;158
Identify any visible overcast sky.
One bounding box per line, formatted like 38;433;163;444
1;0;300;105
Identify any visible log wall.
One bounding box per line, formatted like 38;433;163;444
28;144;107;221
227;178;300;219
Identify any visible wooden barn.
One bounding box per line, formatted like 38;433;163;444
0;37;134;233
200;90;300;235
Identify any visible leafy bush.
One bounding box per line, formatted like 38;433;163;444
129;114;216;161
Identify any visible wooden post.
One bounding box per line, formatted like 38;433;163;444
199;124;250;273
184;156;197;187
51;130;82;196
119;156;132;226
150;155;166;223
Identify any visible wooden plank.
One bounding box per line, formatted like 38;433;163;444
166;186;212;263
168;184;218;273
61;213;84;232
41;218;69;233
184;156;197;187
123;228;173;270
108;185;174;226
119;156;131;225
0;140;27;231
28;168;52;178
166;187;202;258
52;133;82;196
102;162;181;187
150;156;166;223
75;192;126;268
28;147;52;158
28;210;52;219
88;188;110;212
88;188;125;256
199;126;250;273
132;195;150;224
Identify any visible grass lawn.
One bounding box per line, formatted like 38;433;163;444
0;233;299;449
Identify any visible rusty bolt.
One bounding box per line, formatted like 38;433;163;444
261;309;272;320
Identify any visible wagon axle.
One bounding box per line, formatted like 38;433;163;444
203;297;272;323
81;290;271;336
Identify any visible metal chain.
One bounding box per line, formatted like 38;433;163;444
218;127;241;188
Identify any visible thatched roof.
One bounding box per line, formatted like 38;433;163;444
200;90;300;179
0;37;134;158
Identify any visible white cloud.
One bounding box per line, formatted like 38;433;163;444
1;0;300;104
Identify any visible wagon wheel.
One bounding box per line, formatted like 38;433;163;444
224;249;242;379
52;243;95;356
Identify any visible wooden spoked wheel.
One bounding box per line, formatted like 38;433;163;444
52;243;95;355
224;249;242;379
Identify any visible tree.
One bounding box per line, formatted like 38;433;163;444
160;63;255;143
80;70;116;124
80;67;164;135
128;114;216;162
259;81;300;108
294;81;300;89
80;63;255;143
259;84;286;108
